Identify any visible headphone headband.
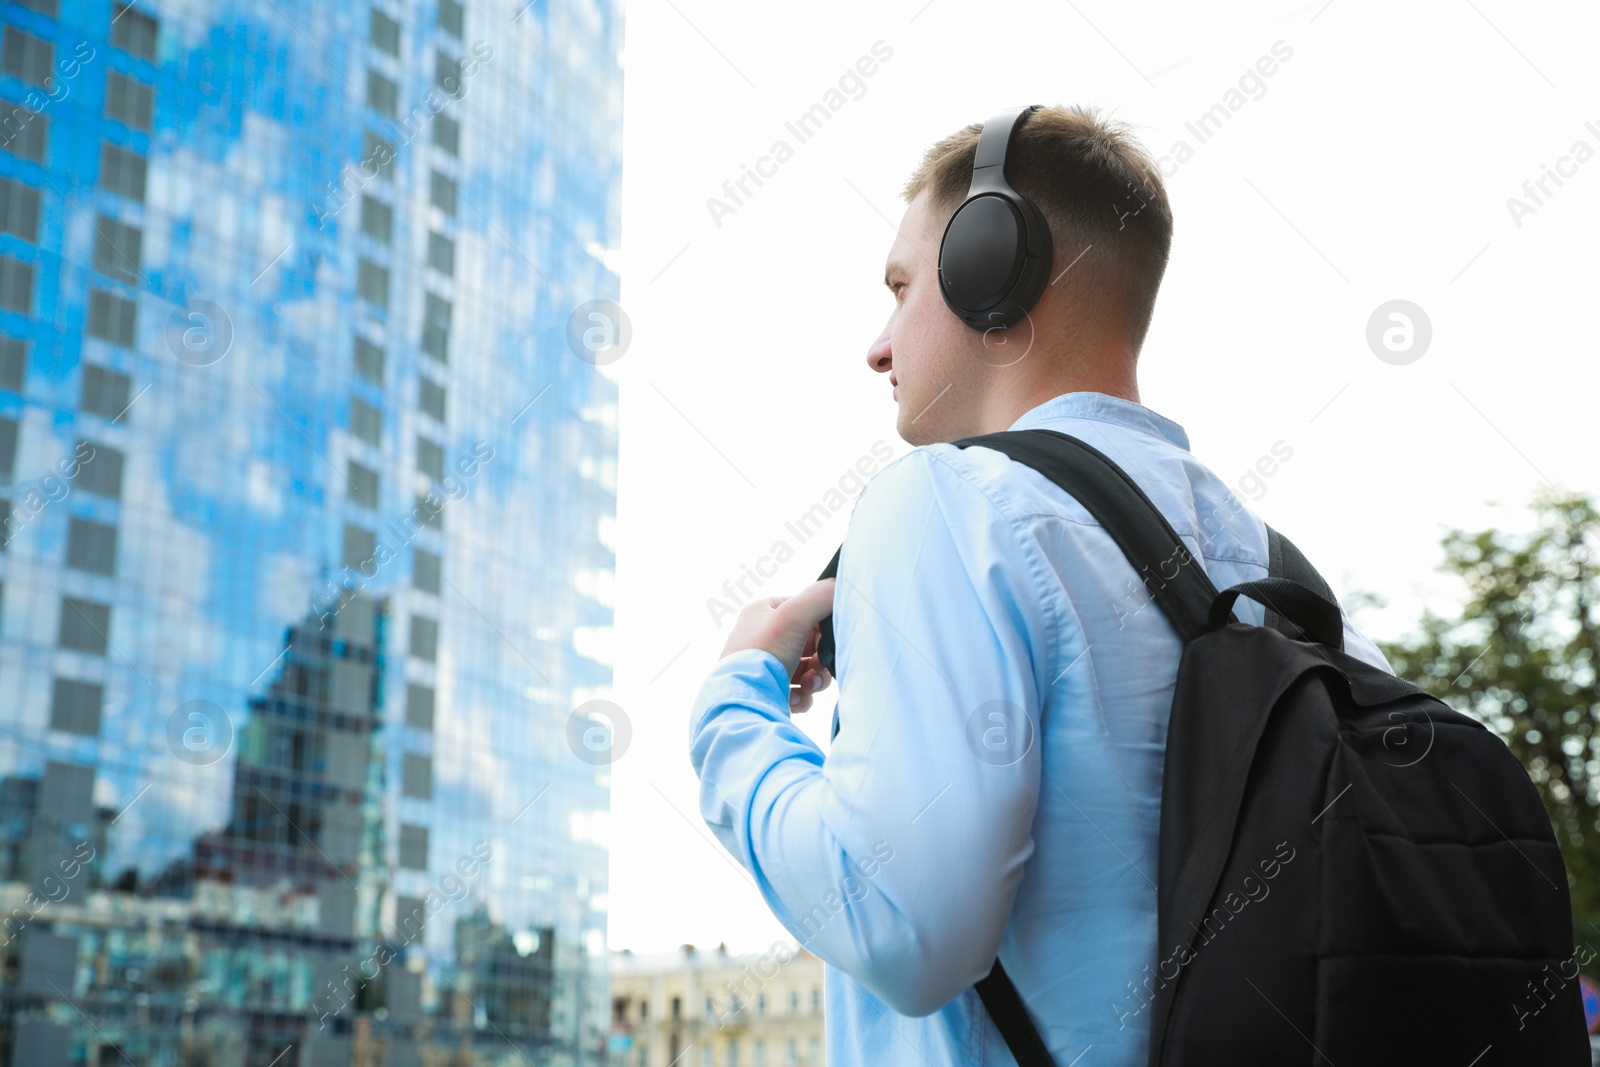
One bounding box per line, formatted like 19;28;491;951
970;105;1037;181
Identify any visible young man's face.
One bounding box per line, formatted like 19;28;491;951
865;191;999;446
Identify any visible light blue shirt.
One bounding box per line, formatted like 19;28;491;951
689;391;1392;1066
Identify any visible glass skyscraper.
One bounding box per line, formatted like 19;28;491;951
0;0;622;1064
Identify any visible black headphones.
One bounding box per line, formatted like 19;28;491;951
937;105;1054;332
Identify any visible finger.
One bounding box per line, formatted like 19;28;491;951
781;578;836;629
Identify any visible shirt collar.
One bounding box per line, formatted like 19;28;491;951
1004;391;1191;452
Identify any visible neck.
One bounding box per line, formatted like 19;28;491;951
978;361;1140;436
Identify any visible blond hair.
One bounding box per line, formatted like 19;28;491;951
902;105;1173;354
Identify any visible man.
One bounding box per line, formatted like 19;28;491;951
689;104;1393;1065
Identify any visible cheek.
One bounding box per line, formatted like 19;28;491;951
919;294;976;368
899;290;946;362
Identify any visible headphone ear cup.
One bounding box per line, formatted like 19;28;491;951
1007;194;1053;320
938;192;1053;331
939;194;1027;320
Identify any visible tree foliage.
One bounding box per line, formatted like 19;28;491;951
1372;490;1600;942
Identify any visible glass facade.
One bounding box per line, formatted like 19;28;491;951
0;0;622;1063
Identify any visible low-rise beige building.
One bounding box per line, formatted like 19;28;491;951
608;942;825;1067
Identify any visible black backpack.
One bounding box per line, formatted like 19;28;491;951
814;428;1588;1065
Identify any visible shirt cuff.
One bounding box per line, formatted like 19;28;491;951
689;647;791;738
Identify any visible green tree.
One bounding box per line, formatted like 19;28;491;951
1369;490;1600;942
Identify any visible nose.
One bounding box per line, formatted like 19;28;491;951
866;318;892;376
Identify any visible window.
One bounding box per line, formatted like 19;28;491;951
430;170;457;215
0;256;33;314
354;335;384;382
421;293;450;362
789;991;798;1014
343;524;375;570
0;336;23;391
754;1040;766;1067
1;27;54;88
402;752;432;799
81;365;131;421
76;441;122;499
88;289;137;345
427;232;454;276
370;9;401;55
105;71;153;130
66;518;117;576
811;989;820;1013
807;1039;819;1066
0;104;46;163
409;615;438;660
434;51;462;95
405;683;434;729
413;547;440;594
398;823;429;869
672;996;682;1020
393;894;426;938
111;3;159;61
50;679;103;736
366;69;397;118
93;216;142;283
757;994;766;1016
415;493;442;529
418;377;445;421
416;436;443;481
99;143;147;201
360;194;392;243
347;460;379;507
434;113;459;156
727;1041;739;1067
357;258;389;309
59;596;111;655
0;177;40;241
0;416;15;480
439;0;464;37
350;397;381;445
364;131;395;182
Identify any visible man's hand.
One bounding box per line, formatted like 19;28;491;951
719;578;836;712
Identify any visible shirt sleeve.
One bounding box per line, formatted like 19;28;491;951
689;447;1057;1017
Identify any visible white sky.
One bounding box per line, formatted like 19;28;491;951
602;0;1600;954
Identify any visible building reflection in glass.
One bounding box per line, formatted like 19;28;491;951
0;0;622;1063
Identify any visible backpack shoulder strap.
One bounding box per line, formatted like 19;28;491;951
817;428;1223;739
952;428;1220;643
